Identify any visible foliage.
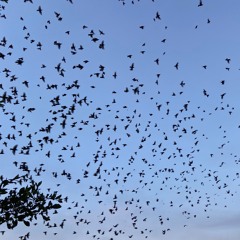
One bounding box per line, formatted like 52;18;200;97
0;174;62;229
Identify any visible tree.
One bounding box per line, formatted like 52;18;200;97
0;173;62;229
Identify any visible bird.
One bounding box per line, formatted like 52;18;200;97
174;62;179;70
37;5;43;15
225;58;231;64
198;0;203;7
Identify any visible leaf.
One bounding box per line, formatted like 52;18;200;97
52;204;61;209
0;216;5;224
18;215;25;221
12;220;18;228
7;223;12;229
2;180;9;187
23;220;30;227
37;181;42;187
42;215;50;221
12;174;20;181
0;188;7;195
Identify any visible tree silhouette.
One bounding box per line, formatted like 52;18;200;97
0;173;62;229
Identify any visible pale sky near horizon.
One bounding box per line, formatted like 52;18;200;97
1;0;240;239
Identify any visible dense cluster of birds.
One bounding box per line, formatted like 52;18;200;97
0;0;240;239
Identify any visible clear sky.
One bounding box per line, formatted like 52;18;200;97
1;0;240;239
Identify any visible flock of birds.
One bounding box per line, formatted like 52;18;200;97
0;0;240;239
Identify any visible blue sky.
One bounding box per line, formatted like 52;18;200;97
1;0;240;239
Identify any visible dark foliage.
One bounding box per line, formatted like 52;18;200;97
0;174;62;229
